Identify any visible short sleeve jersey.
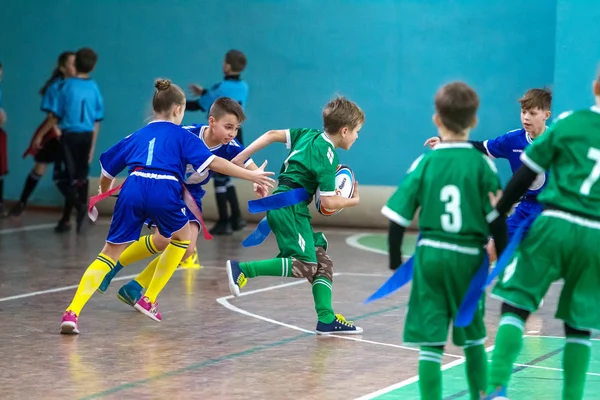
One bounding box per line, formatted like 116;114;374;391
40;79;63;114
276;128;338;197
99;121;215;181
51;77;104;132
382;142;501;246
484;128;547;196
521;106;600;219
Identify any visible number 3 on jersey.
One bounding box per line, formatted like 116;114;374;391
580;147;600;196
441;185;462;232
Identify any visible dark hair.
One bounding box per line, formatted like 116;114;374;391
40;51;75;96
519;88;552;111
75;48;98;74
153;78;185;113
322;96;365;134
434;82;479;134
209;97;246;123
225;50;247;73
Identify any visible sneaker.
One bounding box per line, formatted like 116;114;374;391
179;249;201;269
209;220;233;236
54;219;71;233
8;202;26;217
231;217;247;231
315;314;363;335
117;280;144;307
226;260;247;297
97;262;124;293
134;296;162;322
60;310;80;334
484;386;508;399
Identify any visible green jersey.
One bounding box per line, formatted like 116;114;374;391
383;142;501;246
276;128;338;196
521;106;600;219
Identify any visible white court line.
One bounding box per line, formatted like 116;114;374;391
216;272;463;359
345;233;388;256
0;265;221;303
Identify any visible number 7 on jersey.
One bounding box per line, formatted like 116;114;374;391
580;147;600;196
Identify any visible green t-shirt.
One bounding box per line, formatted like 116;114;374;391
383;142;501;246
276;128;338;197
521;106;600;219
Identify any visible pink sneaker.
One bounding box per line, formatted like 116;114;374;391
60;310;79;334
134;296;162;322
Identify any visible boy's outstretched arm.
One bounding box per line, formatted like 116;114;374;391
208;157;275;188
231;130;288;166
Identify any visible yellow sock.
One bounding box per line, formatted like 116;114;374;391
135;256;160;288
144;239;190;302
66;254;115;315
119;235;160;266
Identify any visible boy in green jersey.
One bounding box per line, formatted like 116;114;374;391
383;82;508;400
226;96;364;334
485;69;600;400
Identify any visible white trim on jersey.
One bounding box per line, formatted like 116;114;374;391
244;158;254;168
147;119;171;125
100;163;114;180
130;171;178;181
318;190;336;197
592;105;600;115
285;129;292;149
320;132;335;148
381;205;412;227
434;143;473;150
482;140;494;158
196;155;217;175
417;238;480;255
520;153;545;174
543;210;600;230
200;126;223;151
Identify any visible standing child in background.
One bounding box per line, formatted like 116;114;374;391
96;97;269;308
484;69;600;400
226;96;364;335
40;47;103;234
383;82;507;399
187;49;249;235
424;88;551;262
0;62;7;217
9;51;76;217
60;79;274;333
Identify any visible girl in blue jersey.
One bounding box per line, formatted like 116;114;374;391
96;97;269;307
10;51;76;217
60;80;274;334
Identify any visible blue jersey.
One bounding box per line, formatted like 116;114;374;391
99;121;216;182
483;128;548;197
196;76;248;112
182;123;250;199
51;77;104;132
40;79;62;114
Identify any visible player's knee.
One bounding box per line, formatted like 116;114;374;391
500;303;530;321
314;246;334;282
151;233;169;252
182;244;196;260
291;258;318;279
564;323;591;338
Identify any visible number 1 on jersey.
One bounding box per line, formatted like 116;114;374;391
146;138;156;166
440;185;462;232
580;147;600;196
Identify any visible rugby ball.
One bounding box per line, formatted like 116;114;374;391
315;164;355;216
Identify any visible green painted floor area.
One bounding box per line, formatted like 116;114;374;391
355;233;417;257
371;336;600;399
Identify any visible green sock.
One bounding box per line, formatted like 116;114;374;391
563;335;591;400
312;277;335;323
464;343;487;399
240;258;294;278
419;346;443;400
487;313;525;393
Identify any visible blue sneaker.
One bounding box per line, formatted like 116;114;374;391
315;314;363;335
97;262;124;293
117;280;143;307
226;260;247;297
484;386;508;399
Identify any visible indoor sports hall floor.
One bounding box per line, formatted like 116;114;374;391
1;211;599;399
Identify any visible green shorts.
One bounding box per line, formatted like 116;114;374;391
404;238;487;347
492;210;600;331
267;203;327;263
